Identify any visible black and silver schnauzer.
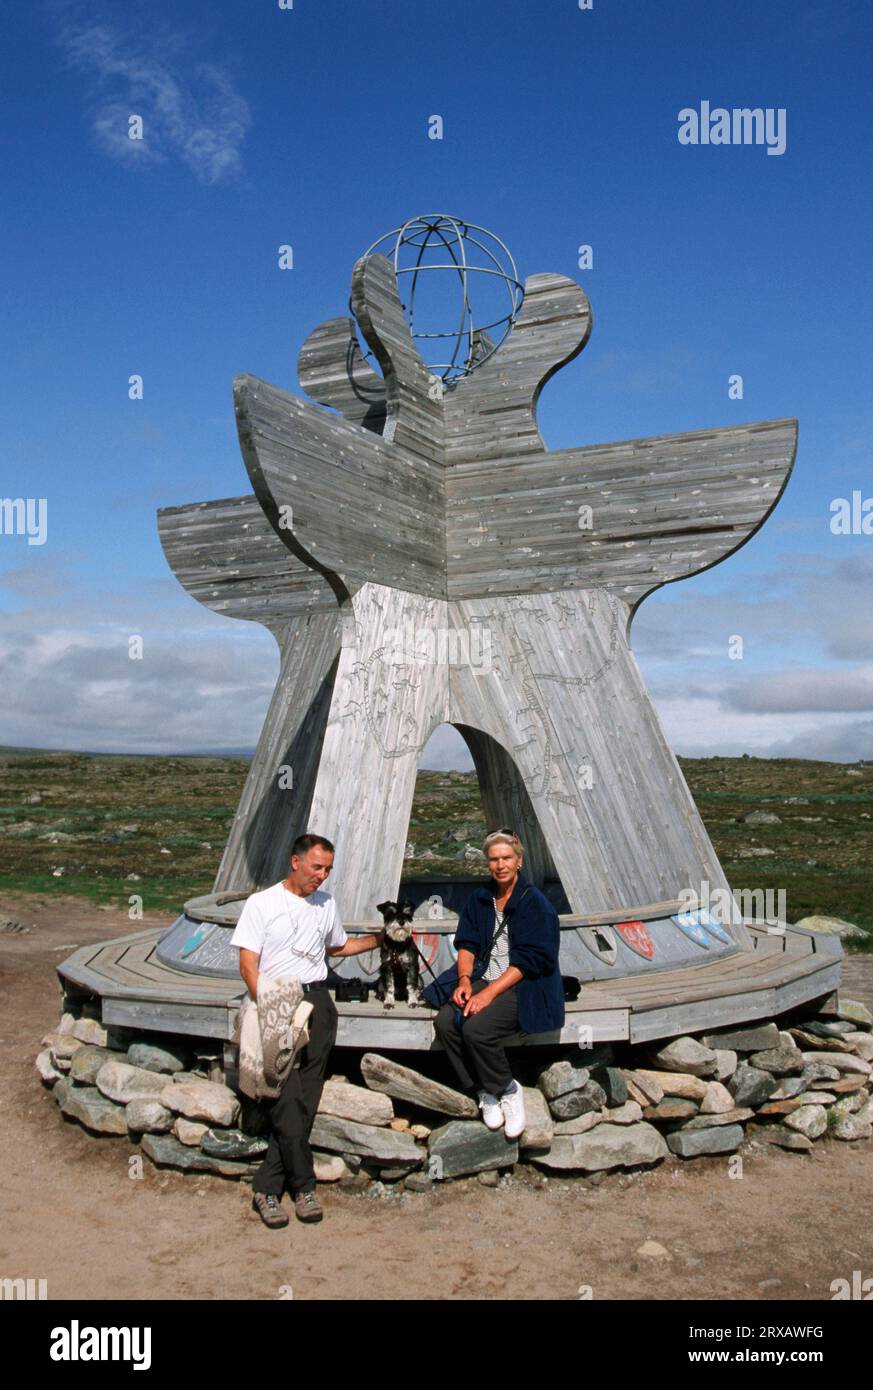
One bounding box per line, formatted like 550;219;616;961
375;899;421;1008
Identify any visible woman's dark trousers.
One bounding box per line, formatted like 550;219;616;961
433;979;521;1095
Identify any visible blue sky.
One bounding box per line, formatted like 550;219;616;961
2;0;872;762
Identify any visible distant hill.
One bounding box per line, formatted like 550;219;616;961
0;749;870;945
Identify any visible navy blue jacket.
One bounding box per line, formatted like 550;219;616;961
453;871;565;1034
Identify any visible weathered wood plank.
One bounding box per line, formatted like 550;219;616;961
444;419;797;604
234;374;445;599
627;963;843;1043
306;586;450;921
443;271;592;463
157;495;336;628
297;315;387;433
101;999;239;1041
446;585;751;939
560;898;704;926
604;946;838;1010
77;957;241;1004
585;930;813;1001
351;254;445;465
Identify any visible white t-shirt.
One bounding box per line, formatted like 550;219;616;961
229;881;347;984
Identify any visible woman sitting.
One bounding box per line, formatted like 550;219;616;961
431;830;564;1139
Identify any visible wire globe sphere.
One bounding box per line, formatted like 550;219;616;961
360;214;523;384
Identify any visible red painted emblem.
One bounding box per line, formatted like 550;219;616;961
412;930;440;967
615;920;654;959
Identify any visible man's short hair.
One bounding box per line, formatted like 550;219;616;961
291;832;335;859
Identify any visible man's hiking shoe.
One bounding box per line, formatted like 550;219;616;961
294;1189;323;1223
252;1192;289;1228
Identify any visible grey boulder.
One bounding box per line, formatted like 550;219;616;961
140;1133;259;1177
127;1040;191;1074
96;1061;167;1104
69;1046;127;1086
701;1022;780;1053
729;1063;778;1107
200;1128;269;1160
667;1125;744;1158
310;1113;422;1166
360;1053;476;1117
61;1085;128;1136
125;1099;174;1134
428;1119;518;1179
548;1080;607;1120
649;1036;718;1077
532;1121;667;1173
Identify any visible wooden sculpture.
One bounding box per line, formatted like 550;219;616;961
158;247;796;938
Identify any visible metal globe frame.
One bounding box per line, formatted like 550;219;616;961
358;213;524;383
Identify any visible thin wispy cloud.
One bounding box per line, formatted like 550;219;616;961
0;600;276;754
723;665;873;715
2;553;872;760
53;9;250;184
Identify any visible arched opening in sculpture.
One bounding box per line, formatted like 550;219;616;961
453;723;558;894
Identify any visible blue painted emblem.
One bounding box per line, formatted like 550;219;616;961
672;909;711;948
697;908;732;944
180;923;214;958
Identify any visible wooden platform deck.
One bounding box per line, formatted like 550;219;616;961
58;922;842;1050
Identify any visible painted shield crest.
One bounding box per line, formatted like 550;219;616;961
615;920;655;959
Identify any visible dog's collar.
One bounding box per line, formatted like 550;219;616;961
384;939;410;961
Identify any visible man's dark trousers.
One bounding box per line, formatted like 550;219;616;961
251;986;337;1198
433;979;522;1095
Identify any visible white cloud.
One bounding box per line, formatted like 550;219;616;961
724;665;873;714
765;720;873;761
633;549;873;667
0;580;277;752
624;547;873;759
3;535;872;762
649;691;872;762
54;12;250;184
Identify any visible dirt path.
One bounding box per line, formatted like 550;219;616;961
2;894;871;1301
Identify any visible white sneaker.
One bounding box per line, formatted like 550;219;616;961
499;1080;526;1139
478;1089;504;1130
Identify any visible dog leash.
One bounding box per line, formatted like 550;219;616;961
409;936;441;984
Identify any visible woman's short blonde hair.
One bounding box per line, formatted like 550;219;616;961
483;829;524;864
